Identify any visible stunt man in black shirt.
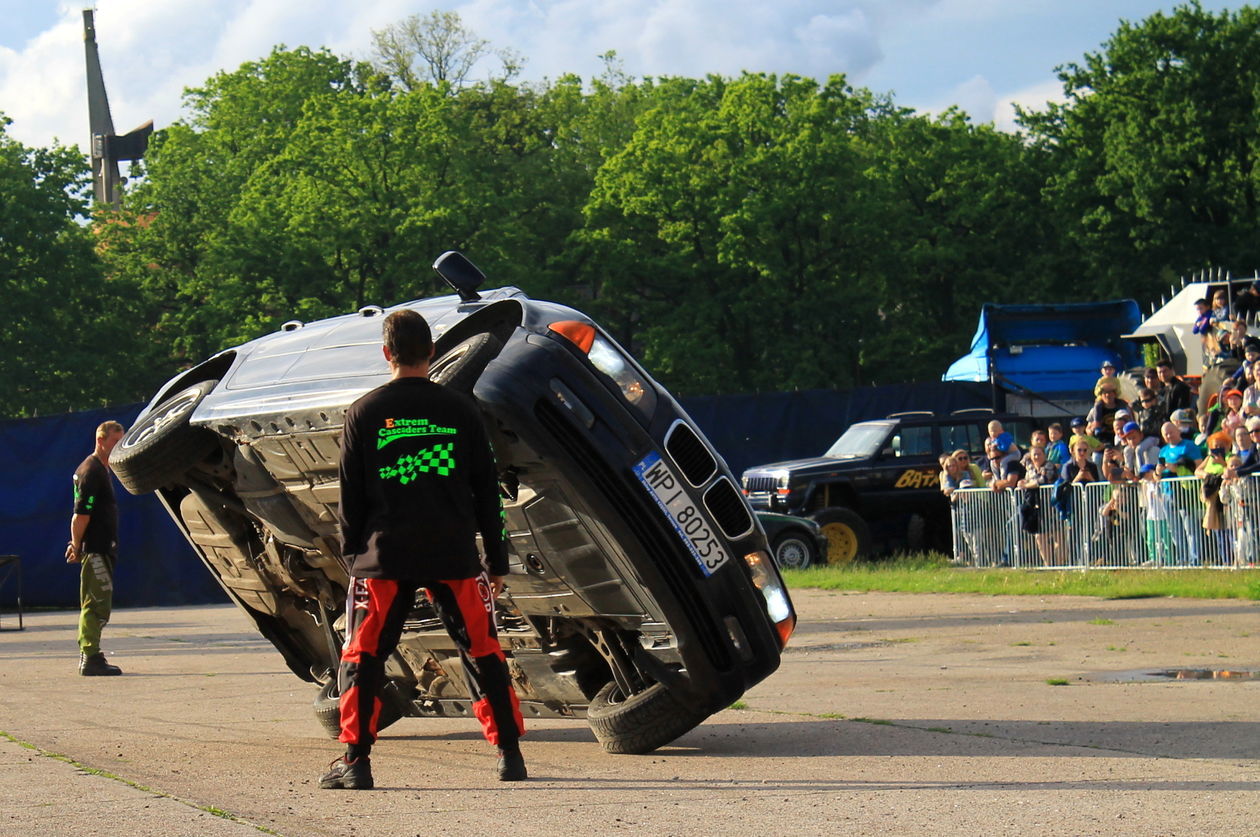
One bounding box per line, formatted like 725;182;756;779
319;310;525;790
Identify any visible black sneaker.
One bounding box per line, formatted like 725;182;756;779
79;653;122;676
496;748;527;781
319;756;373;790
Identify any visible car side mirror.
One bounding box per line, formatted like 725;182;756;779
433;251;484;303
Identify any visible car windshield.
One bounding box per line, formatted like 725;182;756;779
823;423;891;459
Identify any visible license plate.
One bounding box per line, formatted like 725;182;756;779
634;450;729;576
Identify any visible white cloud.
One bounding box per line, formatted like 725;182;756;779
919;74;996;123
0;9;87;148
795;11;882;79
0;0;1162;151
912;74;1066;133
0;0;916;149
993;78;1066;132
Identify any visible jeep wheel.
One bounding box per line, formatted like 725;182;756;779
907;513;927;552
587;680;709;754
812;507;870;565
110;380;220;495
771;531;815;570
313;678;408;740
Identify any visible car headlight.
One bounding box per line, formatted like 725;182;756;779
744;550;795;647
548;321;658;419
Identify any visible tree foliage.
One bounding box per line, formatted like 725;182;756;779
1020;1;1260;298
0;116;152;415
370;10;518;90
11;5;1260;419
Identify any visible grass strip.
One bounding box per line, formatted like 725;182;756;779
782;554;1260;599
0;730;279;835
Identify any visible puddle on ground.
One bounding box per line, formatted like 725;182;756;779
1086;668;1260;683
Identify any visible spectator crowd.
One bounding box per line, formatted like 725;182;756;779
939;355;1260;568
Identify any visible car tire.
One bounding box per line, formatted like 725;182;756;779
771;531;815;570
313;678;408;740
906;513;927;552
586;680;709;755
430;332;503;392
110;380;220;495
811;507;870;566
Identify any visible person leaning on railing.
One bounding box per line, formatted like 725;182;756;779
1138;463;1172;566
987;440;1026;491
1221;455;1257;566
1019;446;1063;566
1061;438;1101;484
1094;447;1137;566
1158;420;1202;476
1196;435;1234;565
942;450;986;565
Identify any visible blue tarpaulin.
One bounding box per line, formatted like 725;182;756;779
0;404;226;609
942;301;1144;397
2;381;990;609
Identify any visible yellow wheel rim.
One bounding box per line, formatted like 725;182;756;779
820;522;858;566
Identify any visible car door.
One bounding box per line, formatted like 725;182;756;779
858;422;940;513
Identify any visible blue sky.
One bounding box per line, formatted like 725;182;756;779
0;1;1238;150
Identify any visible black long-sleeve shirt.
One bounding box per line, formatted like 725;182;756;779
337;376;507;580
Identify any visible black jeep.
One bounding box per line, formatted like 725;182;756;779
111;252;794;754
740;410;1036;563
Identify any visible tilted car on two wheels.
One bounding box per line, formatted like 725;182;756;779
113;253;795;753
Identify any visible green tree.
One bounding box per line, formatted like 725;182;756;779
579;73;887;394
100;47;372;362
370;10;519;90
858;109;1068;379
0;116;149;416
1022;2;1260;296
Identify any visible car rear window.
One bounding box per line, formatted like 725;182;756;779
940;422;984;454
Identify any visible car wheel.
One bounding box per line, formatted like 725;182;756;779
110;380;220;495
771;531;815;570
811;507;870;566
430;332;503;392
312;678;408;740
586;680;709;754
906;513;927;552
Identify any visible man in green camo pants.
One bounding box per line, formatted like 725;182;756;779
66;421;125;676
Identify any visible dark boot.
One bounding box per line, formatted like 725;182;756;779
496;748;527;781
79;652;122;676
319;756;373;790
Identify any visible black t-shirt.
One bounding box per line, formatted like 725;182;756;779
72;454;117;555
337;376;508;581
1060;460;1100;483
1160;378;1193;414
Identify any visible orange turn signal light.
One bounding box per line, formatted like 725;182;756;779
548;320;596;353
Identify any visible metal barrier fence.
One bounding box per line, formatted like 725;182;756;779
949;475;1260;569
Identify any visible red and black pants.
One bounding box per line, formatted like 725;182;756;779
338;573;524;752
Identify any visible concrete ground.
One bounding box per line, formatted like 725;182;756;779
1;589;1258;836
